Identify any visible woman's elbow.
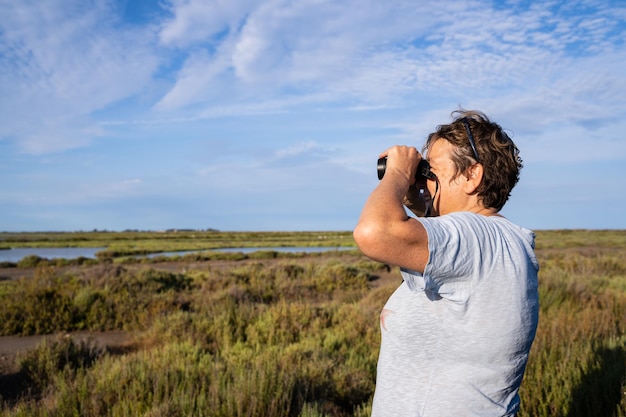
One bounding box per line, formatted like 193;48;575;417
353;221;383;257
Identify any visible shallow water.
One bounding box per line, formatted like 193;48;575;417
148;246;353;258
0;246;353;262
0;247;106;263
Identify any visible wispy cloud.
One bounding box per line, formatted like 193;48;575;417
153;0;626;127
1;0;625;231
3;0;624;147
0;0;159;153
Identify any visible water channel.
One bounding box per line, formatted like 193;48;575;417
0;246;354;263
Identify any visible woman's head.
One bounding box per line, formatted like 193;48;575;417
424;110;523;211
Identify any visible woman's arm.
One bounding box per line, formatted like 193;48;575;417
353;146;430;273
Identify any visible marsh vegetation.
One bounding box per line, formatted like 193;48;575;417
0;230;624;416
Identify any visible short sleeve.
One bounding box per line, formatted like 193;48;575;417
401;213;500;303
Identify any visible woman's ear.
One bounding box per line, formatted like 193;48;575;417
463;164;483;194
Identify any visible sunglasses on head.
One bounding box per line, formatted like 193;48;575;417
461;118;480;163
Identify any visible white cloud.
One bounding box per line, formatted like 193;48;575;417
154;0;626;128
0;0;159;153
18;122;104;155
155;0;448;110
1;0;625;231
273;141;322;160
3;0;624;156
159;0;255;47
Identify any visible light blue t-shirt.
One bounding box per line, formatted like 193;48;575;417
371;212;539;417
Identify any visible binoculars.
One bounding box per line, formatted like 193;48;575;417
377;157;436;181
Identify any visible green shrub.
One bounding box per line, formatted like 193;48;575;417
17;336;104;395
17;255;46;268
0;267;196;336
1;236;625;417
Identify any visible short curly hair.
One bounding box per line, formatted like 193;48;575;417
423;110;522;211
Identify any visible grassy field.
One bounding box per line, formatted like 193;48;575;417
0;229;624;416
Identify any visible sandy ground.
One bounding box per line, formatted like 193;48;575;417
0;331;131;375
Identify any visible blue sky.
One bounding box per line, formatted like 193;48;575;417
1;0;625;232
